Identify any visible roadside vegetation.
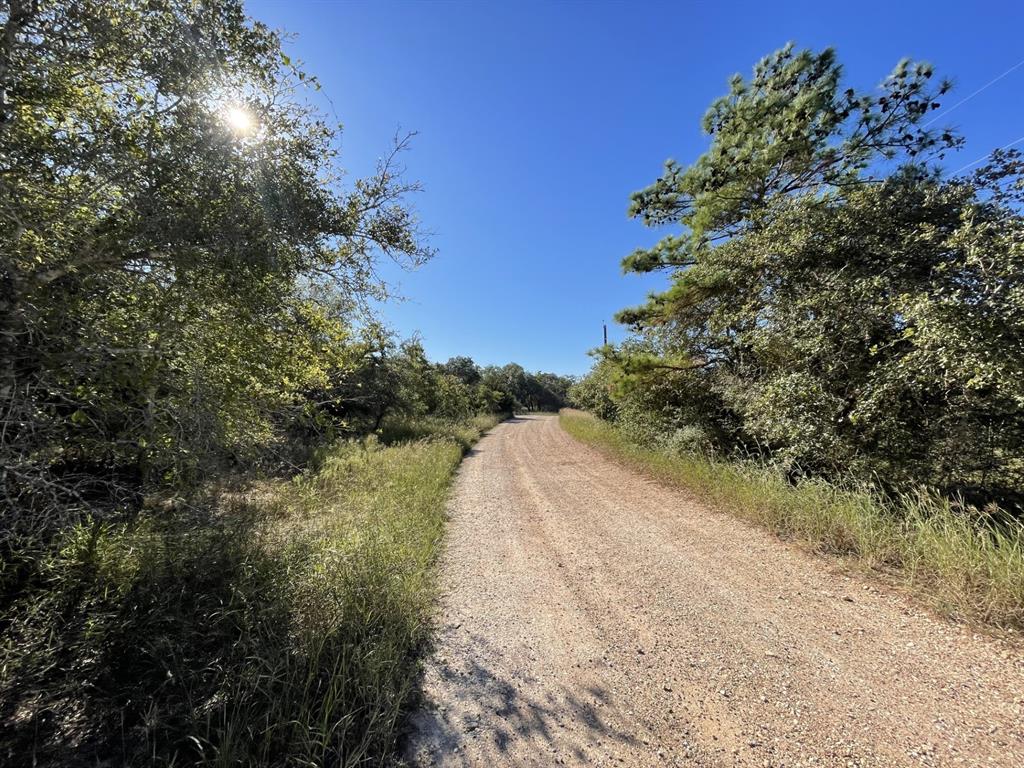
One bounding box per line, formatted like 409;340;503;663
571;44;1024;629
0;2;571;765
4;0;1021;760
2;413;500;766
561;410;1024;628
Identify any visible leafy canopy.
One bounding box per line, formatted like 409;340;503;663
0;0;431;519
601;45;1024;502
621;45;959;279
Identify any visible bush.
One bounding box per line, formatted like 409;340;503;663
567;361;618;421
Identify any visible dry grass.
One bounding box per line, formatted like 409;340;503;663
560;409;1024;629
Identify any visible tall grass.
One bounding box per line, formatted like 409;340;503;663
560;409;1024;629
0;414;501;767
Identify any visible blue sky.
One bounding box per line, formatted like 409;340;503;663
246;0;1024;375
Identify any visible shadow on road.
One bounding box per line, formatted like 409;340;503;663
402;629;637;765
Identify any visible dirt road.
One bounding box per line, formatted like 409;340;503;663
404;414;1023;767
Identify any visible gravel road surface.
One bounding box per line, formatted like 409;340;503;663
404;414;1023;767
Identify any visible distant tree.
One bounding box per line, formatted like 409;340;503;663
530;372;574;411
480;364;526;409
433;373;474;419
441;356;482;386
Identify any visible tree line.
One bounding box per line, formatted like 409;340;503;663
0;0;567;646
312;336;573;436
572;46;1024;511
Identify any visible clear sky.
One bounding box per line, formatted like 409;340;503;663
246;0;1024;375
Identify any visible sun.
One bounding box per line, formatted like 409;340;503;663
224;104;254;134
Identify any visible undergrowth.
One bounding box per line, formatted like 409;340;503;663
0;414;502;767
560;409;1024;629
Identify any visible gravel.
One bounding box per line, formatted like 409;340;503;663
403;414;1023;767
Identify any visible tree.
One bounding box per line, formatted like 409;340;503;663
621;45;959;282
521;371;572;411
604;45;1024;502
441;355;482;386
0;1;430;537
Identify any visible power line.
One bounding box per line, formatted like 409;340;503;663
951;133;1024;175
924;55;1024;128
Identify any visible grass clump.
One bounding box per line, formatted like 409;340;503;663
560;409;1024;629
0;414;501;767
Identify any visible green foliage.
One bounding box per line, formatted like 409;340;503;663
0;3;554;764
305;342;569;432
376;413;504;451
1;0;431;545
624;45;959;269
567;358;618;421
0;414;501;767
479;363;573;412
607;44;1024;505
561;410;1024;628
531;371;576;410
440;355;483;386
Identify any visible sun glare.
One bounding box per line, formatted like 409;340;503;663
224;104;254;134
